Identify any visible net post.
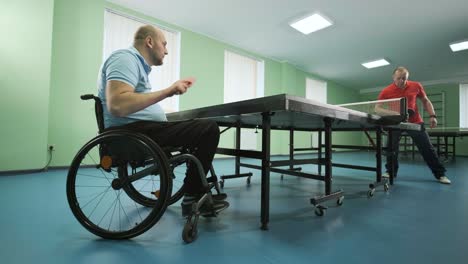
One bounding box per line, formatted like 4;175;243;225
400;97;408;121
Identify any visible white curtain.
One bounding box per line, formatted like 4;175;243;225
224;50;264;150
224;50;264;103
460;84;468;128
103;10;180;112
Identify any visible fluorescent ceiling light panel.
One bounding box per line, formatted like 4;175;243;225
450;40;468;52
362;59;390;69
290;14;332;34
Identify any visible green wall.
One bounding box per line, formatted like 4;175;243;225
270;67;363;154
7;0;445;172
424;83;467;156
48;0;105;166
0;0;55;171
328;81;363;147
424;83;459;128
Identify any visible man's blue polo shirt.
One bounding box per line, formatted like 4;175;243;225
98;46;167;128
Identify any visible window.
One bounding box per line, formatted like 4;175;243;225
460;84;468;128
305;77;327;103
224;50;264;149
103;9;181;112
224;50;264;103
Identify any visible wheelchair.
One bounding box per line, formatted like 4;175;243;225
66;94;225;243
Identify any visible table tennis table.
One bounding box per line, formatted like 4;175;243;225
401;128;468;160
167;94;420;230
427;128;468;160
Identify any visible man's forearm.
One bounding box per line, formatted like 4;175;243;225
423;100;436;116
108;88;170;117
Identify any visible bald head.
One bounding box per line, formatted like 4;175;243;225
133;25;168;66
133;25;161;46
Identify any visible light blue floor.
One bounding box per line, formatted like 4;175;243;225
1;152;467;264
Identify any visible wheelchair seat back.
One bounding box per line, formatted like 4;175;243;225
81;94;151;168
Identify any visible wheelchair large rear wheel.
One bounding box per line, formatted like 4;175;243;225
66;131;171;239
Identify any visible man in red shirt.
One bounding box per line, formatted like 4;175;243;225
377;67;451;184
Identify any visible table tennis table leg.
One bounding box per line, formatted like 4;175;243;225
387;129;395;185
219;124;253;187
436;136;441;157
368;127;390;196
444;136;449;160
260;112;271;230
324;118;332;195
310;118;344;216
287;128;302;174
451;136;455;160
318;130;322;176
376;128;382;182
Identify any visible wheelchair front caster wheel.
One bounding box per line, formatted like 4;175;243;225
336;196;344;206
182;222;198;243
246;176;251;185
367;189;375;198
384;183;389;192
314;205;326;216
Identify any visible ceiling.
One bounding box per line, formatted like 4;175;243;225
110;0;468;90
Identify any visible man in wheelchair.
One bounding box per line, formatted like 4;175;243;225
97;24;229;217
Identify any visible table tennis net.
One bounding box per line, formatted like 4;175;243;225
337;97;408;125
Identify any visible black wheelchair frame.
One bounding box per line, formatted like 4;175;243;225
66;94;224;243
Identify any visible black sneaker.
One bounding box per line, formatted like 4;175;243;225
206;176;227;201
181;195;229;217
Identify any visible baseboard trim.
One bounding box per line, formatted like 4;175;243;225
0;166;72;176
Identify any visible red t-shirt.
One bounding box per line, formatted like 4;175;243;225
378;80;426;124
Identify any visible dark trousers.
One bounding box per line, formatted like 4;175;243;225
113;119;220;195
385;124;446;179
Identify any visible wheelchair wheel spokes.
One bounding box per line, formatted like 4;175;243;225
67;132;171;239
119;164;166;207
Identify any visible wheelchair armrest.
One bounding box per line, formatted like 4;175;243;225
81;94;95;100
